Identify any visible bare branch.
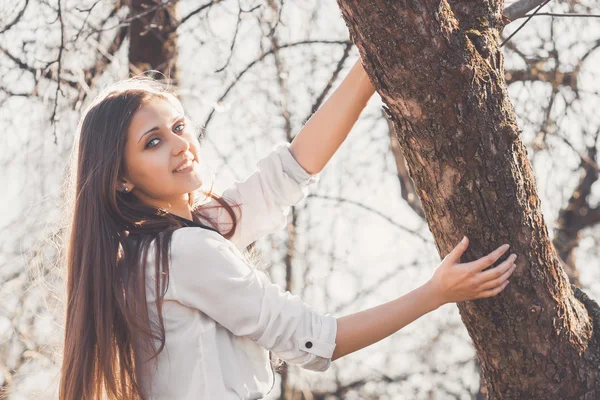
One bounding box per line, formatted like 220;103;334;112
505;68;577;88
178;0;224;27
307;194;432;242
215;0;262;73
203;40;350;127
503;0;548;21
50;0;66;145
501;0;551;46
513;12;600;19
0;46;78;89
0;0;30;34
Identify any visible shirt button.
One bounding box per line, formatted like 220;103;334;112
305;341;313;349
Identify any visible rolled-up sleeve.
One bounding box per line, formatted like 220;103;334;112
200;143;320;250
169;227;337;371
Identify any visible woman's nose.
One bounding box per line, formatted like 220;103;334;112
172;132;190;154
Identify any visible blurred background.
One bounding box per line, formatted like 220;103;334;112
0;0;599;398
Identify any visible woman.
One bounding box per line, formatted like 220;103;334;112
59;59;517;399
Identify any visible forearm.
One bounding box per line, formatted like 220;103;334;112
331;280;443;361
289;58;376;175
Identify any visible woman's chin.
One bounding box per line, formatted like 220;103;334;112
185;179;203;192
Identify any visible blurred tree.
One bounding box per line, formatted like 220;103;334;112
128;0;178;78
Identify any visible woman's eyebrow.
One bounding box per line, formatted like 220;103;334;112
137;114;185;143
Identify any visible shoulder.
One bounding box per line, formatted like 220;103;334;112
166;227;258;299
170;226;230;255
169;226;249;268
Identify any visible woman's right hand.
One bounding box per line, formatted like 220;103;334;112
428;236;517;305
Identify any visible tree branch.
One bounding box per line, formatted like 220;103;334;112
503;0;547;21
0;0;29;34
307;194;431;242
203;40;350;127
511;12;600;20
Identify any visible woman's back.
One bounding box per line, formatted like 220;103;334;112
136;228;273;399
134;144;337;399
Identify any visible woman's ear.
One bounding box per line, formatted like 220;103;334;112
117;177;133;193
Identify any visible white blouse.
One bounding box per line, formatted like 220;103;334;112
137;143;338;399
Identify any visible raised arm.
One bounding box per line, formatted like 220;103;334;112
289;58;376;175
198;58;375;248
332;237;518;361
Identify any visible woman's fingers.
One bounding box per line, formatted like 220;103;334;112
468;244;511;273
478;261;517;291
432;238;518;303
442;236;469;266
479;280;510;298
476;253;517;283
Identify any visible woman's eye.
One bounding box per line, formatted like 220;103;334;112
174;123;185;133
146;138;160;148
145;123;185;149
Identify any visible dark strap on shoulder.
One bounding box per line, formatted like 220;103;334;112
169;213;222;236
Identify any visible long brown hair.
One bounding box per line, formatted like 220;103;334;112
59;77;239;400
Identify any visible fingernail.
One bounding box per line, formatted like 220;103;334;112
462;236;467;244
502;244;510;250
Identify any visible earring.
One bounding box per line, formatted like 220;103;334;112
123;187;129;193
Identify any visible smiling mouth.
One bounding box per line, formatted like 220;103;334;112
173;159;195;173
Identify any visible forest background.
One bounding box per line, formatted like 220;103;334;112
1;0;599;398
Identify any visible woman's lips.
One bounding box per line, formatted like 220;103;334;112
173;160;196;173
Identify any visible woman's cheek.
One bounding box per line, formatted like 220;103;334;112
139;155;167;180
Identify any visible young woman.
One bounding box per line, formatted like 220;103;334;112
59;59;517;399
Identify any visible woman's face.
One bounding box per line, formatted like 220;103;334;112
119;96;202;214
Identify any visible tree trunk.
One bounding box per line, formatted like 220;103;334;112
336;1;600;398
128;0;178;79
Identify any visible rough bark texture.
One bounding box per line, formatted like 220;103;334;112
336;0;600;398
128;0;178;79
387;109;426;219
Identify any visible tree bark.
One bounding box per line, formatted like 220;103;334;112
335;1;600;398
387;109;426;219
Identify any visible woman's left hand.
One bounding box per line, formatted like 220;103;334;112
428;236;517;305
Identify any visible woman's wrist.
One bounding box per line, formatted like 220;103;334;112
352;58;376;100
333;279;444;361
423;279;447;310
